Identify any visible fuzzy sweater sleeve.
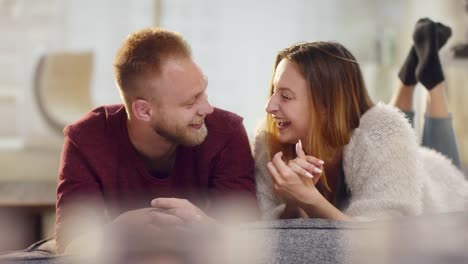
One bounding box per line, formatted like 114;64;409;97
343;103;424;220
253;131;285;219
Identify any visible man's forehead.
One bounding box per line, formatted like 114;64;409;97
155;57;206;101
162;57;198;75
163;58;186;72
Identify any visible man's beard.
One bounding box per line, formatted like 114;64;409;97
153;118;208;147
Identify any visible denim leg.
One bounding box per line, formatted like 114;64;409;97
422;113;461;169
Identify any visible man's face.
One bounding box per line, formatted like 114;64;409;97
150;57;214;146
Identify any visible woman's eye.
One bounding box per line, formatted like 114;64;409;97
281;94;292;100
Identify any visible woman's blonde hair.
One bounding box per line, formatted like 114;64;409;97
264;41;374;194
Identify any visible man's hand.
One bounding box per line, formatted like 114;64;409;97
110;207;185;232
151;198;216;225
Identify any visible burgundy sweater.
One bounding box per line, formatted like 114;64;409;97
55;105;256;250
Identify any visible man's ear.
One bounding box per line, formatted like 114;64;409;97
131;99;152;122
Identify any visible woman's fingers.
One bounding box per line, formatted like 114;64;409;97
293;158;322;175
288;160;314;179
305;156;325;167
267;161;281;183
294;140;325;167
271;152;293;178
295;140;307;159
270;152;304;182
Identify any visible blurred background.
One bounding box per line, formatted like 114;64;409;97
0;0;467;251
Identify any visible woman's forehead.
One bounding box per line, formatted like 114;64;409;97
273;59;307;93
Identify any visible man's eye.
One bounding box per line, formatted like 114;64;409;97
186;101;196;108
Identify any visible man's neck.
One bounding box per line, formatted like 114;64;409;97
126;118;177;166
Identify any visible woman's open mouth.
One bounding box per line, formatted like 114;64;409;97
274;118;291;130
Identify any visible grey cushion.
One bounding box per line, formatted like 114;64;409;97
241;212;468;264
238;218;352;264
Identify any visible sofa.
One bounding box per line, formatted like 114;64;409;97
1;212;467;264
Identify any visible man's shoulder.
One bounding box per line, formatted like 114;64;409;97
64;104;126;142
205;107;244;134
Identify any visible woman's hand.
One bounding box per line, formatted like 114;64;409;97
267;140;351;221
288;140;324;186
267;151;320;205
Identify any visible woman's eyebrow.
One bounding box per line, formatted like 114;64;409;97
276;87;296;95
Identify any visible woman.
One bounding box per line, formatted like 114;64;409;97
255;18;468;221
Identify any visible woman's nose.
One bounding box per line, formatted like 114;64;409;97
265;95;279;113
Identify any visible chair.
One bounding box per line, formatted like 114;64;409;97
33;52;94;133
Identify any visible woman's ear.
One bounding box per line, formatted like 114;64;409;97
131;99;152;122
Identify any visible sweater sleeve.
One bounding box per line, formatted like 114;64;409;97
55;134;107;253
253;131;285;219
343;104;424;220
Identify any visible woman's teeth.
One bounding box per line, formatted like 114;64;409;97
276;119;291;127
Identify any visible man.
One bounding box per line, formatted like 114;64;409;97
55;28;257;253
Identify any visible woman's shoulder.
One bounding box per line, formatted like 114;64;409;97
343;103;421;186
358;102;414;136
348;102;417;150
253;128;270;163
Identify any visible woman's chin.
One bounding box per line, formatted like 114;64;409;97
277;135;299;145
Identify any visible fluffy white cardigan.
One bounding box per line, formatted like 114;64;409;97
254;103;468;220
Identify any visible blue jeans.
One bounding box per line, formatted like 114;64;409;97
404;111;461;169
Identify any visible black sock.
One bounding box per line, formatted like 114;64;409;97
398;47;418;86
435;22;452;49
413;18;452;90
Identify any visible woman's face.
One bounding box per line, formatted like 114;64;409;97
266;59;311;144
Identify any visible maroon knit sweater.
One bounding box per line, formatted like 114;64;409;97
55;105;257;251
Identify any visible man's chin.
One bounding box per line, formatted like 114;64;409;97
179;126;208;146
154;124;208;147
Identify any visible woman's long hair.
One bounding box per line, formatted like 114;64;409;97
264;41;374;194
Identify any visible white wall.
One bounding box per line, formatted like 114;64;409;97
11;0;156;149
159;0;403;137
2;0;467;164
0;0;406;148
63;0;155;106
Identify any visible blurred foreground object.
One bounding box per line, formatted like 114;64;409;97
348;212;468;264
1;211;468;263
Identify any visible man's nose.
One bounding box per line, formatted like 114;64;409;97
199;95;214;115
